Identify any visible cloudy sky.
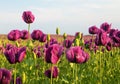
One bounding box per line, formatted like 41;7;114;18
0;0;120;35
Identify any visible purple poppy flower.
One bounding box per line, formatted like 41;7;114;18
45;44;63;64
66;46;90;63
50;38;58;45
17;47;26;63
100;22;111;33
4;45;26;64
45;38;58;48
95;30;109;46
33;47;41;58
16;77;22;84
106;42;112;51
89;25;99;34
8;30;21;41
63;39;73;48
31;30;43;40
20;30;29;39
0;68;12;84
109;29;118;37
45;66;59;78
12;77;22;84
112;31;120;43
39;34;47;42
22;11;35;24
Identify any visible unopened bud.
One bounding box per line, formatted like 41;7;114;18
56;27;60;35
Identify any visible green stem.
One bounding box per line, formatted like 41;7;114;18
75;64;78;84
28;24;30;36
100;51;102;84
73;63;75;83
14;64;17;84
51;64;53;84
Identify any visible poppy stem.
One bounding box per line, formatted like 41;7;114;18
73;63;75;82
51;64;53;84
75;64;78;84
14;64;17;84
99;49;102;84
28;24;30;39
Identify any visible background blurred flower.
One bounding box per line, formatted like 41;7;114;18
95;30;109;46
0;68;12;84
66;46;89;63
45;66;59;78
20;30;29;39
63;39;73;48
31;30;43;40
109;29;118;37
22;11;35;24
7;30;21;41
106;42;112;51
112;31;120;43
100;22;111;33
89;25;99;34
39;34;47;42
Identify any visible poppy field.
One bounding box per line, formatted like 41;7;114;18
0;11;120;84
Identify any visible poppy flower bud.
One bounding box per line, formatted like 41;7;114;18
75;32;82;39
47;34;51;42
74;38;80;46
56;27;60;35
63;33;67;39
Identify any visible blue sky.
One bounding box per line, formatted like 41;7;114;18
0;0;120;35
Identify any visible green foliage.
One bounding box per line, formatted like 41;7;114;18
0;38;120;84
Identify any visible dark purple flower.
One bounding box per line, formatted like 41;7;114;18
31;30;43;40
12;77;22;84
106;42;112;51
22;11;35;24
33;47;41;58
8;30;21;41
100;22;111;33
109;29;118;37
45;44;63;64
63;39;73;48
16;77;22;84
0;68;12;84
17;47;26;63
20;30;29;39
45;66;59;78
66;46;90;63
39;34;47;42
95;30;109;46
4;45;26;64
112;31;120;43
89;25;99;34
